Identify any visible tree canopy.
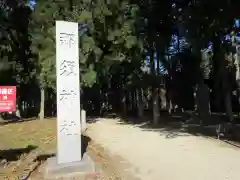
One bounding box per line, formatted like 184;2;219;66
1;0;240;124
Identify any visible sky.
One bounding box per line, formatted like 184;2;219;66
29;0;36;9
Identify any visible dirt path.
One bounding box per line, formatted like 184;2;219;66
87;118;240;180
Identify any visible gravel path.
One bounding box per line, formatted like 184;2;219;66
87;118;240;180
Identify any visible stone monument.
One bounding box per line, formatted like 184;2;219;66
44;21;95;179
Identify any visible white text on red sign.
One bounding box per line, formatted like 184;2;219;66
0;88;13;95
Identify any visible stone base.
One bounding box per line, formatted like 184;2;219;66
44;153;96;179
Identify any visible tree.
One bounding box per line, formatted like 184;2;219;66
0;0;33;118
31;0;142;118
31;0;66;120
174;0;238;123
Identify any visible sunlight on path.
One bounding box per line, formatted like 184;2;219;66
87;118;240;180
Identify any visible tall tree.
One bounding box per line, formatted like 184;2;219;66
31;0;67;120
0;0;33;118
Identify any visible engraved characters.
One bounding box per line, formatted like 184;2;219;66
59;32;75;48
59;89;76;102
59;120;79;136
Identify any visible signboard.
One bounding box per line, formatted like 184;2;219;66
56;21;81;164
0;86;16;112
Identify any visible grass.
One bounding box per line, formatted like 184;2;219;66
0;118;56;150
0;118;57;179
0;118;122;180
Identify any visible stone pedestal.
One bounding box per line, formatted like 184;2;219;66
44;153;96;180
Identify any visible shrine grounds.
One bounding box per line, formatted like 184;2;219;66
1;117;240;180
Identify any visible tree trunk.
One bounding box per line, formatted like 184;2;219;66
152;87;159;125
223;67;233;122
128;92;133;111
16;96;21;120
196;81;210;124
150;48;159;125
16;104;21;119
136;88;144;118
132;91;136;112
157;52;166;109
159;86;167;109
213;38;233;122
224;89;233;121
39;88;45;121
212;39;222;112
121;88;127;116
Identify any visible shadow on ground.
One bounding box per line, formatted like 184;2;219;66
115;112;240;145
33;134;91;164
0;145;37;162
87;113;119;124
22;135;92;179
0;117;37;126
0;113;21;121
0;117;56;126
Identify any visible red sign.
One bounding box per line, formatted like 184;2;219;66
0;86;16;112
